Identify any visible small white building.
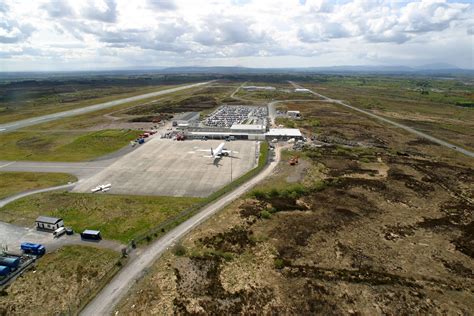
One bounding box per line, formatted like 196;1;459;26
265;128;303;140
295;88;310;93
36;216;64;232
287;110;301;119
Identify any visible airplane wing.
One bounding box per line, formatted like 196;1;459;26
222;150;238;154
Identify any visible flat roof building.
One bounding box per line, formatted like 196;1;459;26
36;216;64;232
230;124;266;133
266;128;303;140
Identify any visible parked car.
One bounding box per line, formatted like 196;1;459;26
65;227;74;235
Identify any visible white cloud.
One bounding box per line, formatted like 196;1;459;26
148;0;177;11
41;0;75;18
81;0;118;23
0;0;472;71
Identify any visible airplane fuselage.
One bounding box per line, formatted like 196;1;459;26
212;142;226;158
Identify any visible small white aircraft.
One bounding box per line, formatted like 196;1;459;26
91;183;111;193
198;142;237;161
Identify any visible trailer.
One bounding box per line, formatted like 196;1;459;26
0;256;20;269
20;242;46;256
81;230;102;241
0;265;10;277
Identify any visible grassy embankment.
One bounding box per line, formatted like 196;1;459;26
0;246;121;315
0;84;179;124
0;193;202;243
0;172;77;199
303;77;474;150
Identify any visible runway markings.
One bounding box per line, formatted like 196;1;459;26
0;162;16;169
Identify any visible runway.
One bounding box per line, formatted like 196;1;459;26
0;81;212;134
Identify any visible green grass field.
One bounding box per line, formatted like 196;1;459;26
0;192;203;243
0;172;77;199
0;245;121;315
0;129;141;161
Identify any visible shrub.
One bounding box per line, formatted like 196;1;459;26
269;188;280;198
313;180;328;191
274;258;285;269
207;249;233;261
252;190;268;200
259;210;272;219
173;244;187;256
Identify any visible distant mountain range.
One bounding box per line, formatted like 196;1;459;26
1;64;473;80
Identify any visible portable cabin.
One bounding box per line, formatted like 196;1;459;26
80;230;102;241
36;216;64;232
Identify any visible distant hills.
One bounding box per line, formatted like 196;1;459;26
158;64;473;75
1;64;473;80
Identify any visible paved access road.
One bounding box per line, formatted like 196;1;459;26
0;81;212;133
289;81;474;158
80;145;281;316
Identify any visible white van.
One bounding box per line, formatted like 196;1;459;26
53;227;66;238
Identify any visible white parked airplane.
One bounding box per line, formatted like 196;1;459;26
198;142;237;161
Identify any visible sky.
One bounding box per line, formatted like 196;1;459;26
0;0;473;71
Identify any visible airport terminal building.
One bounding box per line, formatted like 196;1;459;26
176;105;303;141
